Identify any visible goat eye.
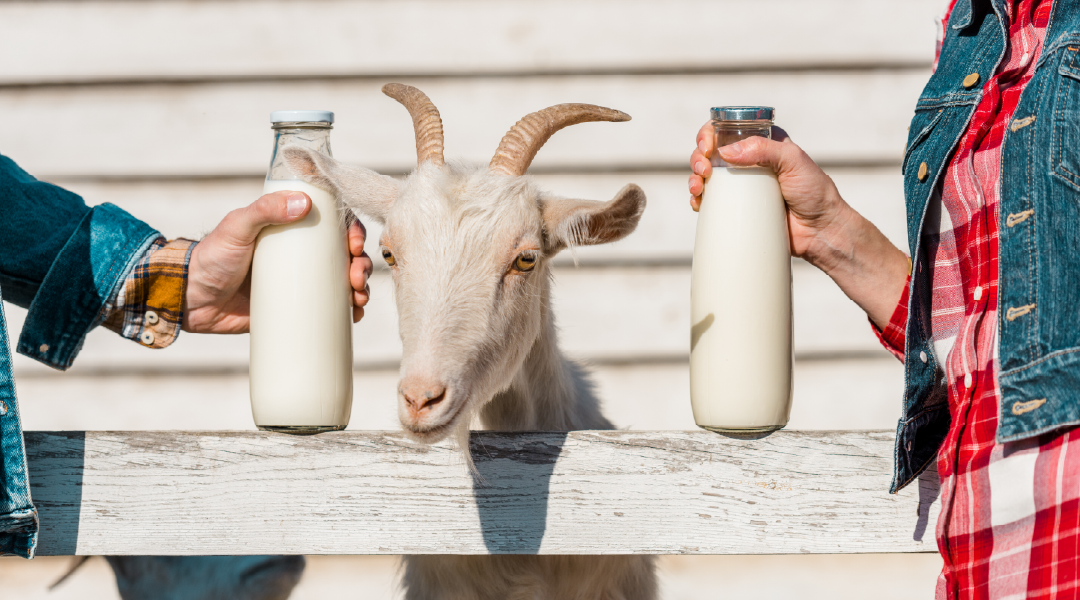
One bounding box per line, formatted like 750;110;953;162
514;254;537;272
381;248;396;267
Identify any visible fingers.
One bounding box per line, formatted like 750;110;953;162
348;220;368;256
215;191;312;247
688;121;714;211
689;188;702;212
695;122;714;156
353;306;365;323
350;251;373;309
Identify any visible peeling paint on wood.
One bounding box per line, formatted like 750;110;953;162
24;430;940;556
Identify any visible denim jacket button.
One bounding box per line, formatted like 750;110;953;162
38;343;49;354
963;72;980;88
140;331;156;345
145;311;159;326
920;351;928;363
918;162;929;181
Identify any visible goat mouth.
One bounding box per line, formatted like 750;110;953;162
402;399;466;442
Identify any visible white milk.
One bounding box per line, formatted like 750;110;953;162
249;179;353;430
690;166;793;432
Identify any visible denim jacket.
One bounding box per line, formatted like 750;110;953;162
894;0;1080;492
0;154;158;557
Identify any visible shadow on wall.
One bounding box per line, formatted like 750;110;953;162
470;431;567;554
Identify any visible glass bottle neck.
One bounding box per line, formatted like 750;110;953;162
267;124;333;181
710;120;772;167
712;120;772;147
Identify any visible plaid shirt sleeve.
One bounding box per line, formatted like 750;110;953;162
869;273;910;362
97;237;197;348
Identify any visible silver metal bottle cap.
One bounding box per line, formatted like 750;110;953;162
710;106;775;121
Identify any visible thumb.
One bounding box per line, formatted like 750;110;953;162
715;136;790;173
217;191;311;247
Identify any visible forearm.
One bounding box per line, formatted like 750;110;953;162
805;201;910;331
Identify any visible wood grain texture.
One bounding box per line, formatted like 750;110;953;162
0;1;940;85
25;430;940;556
3;71;928;178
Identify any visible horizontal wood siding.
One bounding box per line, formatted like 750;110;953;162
26;430;941;556
16;359;905;432
4;71;929;178
0;1;940;85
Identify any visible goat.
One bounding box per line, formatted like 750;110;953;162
284;84;656;600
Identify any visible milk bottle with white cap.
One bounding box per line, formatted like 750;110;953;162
690;106;793;433
249;110;353;432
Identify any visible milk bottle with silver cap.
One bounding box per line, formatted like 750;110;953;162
249;110;353;432
690;106;793;432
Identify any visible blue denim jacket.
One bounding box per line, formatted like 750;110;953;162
894;0;1080;492
0;154;158;557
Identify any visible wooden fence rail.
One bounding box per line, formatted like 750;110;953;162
25;430;940;556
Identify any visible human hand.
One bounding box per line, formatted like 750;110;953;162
687;122;908;329
687;122;851;265
182;191;373;334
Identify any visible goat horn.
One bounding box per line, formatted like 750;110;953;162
383;83;445;167
489;104;630;176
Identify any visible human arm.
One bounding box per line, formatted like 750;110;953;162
687;124;909;331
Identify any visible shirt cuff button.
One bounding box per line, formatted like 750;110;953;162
140;331;156;345
145;311;159;326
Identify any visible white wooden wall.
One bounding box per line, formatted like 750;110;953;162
1;0;946;597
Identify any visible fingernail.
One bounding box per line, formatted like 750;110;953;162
693;162;704;175
698;140;709;155
718;142;743;160
286;193;307;217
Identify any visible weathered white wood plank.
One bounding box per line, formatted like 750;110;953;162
13;358;904;432
0;1;941;85
25;430;940;556
7;260;891;376
3;71;928;178
51;167;910;264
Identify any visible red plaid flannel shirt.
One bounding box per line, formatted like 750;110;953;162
874;1;1080;597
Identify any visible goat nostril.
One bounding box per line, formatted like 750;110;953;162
401;384;448;413
422;390;446;409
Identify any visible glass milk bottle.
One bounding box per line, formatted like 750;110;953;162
690;107;793;433
250;110;353;433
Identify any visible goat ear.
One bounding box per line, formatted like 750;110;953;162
540;184;646;253
282;146;399;224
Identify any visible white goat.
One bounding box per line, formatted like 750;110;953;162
284;84;656;600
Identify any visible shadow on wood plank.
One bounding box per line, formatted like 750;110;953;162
26;431;84;555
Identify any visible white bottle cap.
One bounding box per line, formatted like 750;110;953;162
270;110;334;123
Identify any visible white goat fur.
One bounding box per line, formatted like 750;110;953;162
284;119;655;599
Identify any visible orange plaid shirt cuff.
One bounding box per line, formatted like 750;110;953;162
99;237;197;348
